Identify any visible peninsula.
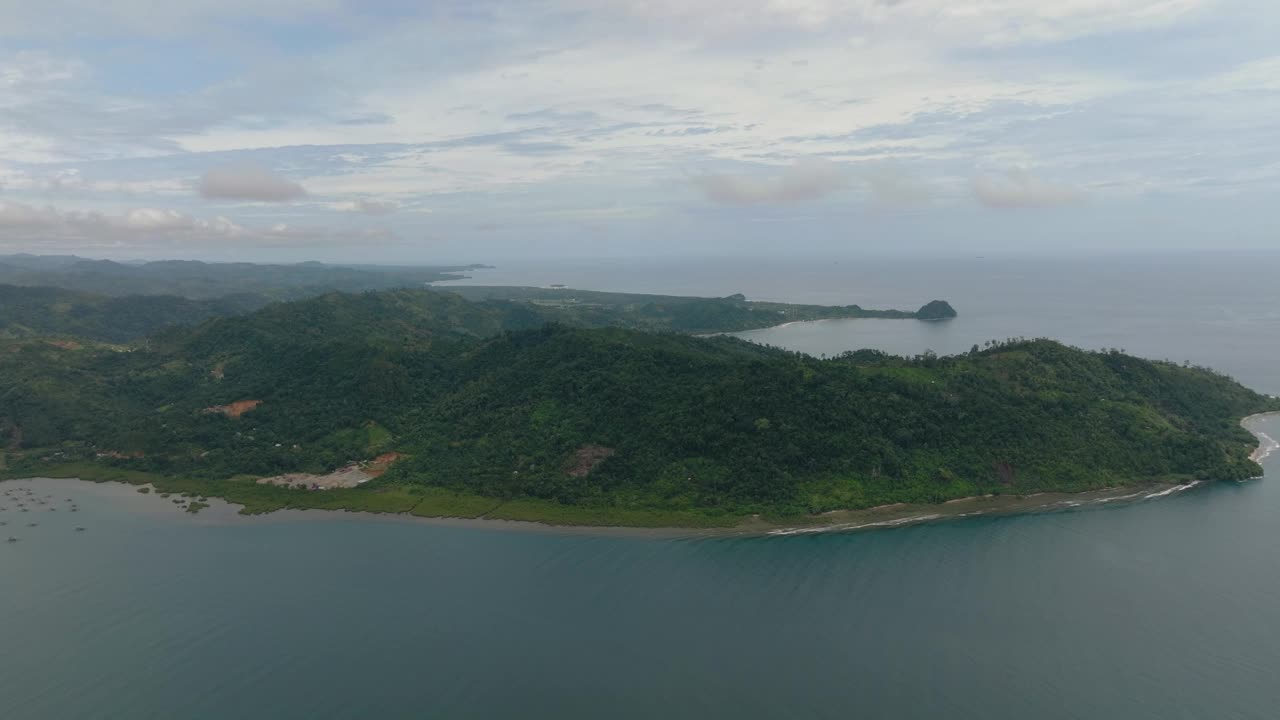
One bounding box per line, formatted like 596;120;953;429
0;285;1273;528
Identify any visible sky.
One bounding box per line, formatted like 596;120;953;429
1;0;1278;263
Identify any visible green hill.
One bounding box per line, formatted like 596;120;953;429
0;289;1273;526
0;285;258;343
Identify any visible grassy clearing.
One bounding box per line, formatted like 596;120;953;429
407;488;503;519
481;498;741;528
2;460;1195;531
2;461;748;527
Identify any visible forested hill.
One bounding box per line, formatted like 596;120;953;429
0;285;258;343
0;287;1274;526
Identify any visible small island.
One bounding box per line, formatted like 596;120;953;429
1;285;1274;530
915;300;959;320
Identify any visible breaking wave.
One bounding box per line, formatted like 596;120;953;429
1143;481;1202;500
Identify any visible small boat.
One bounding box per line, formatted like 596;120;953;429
75;527;85;532
6;537;16;543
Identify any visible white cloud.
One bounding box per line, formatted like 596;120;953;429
0;199;59;228
1;0;1276;256
198;163;307;202
972;169;1086;209
693;159;844;205
111;207;195;231
570;0;1207;46
332;198;398;215
0;199;387;249
0;1;344;37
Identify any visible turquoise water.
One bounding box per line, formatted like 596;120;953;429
5;253;1280;719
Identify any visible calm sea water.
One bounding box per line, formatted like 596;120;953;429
5;252;1280;719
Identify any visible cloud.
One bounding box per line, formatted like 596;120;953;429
113;207;196;231
693;159;844;206
1;0;1275;259
0;199;215;236
0;1;344;37
333;198;398;215
0;199;387;249
972;169;1086;209
0;200;59;228
569;0;1206;47
197;163;307;202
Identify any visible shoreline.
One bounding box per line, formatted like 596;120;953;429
0;476;1238;539
1241;411;1280;463
5;412;1275;538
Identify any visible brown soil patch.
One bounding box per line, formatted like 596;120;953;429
45;339;82;351
566;445;616;478
203;399;262;418
256;453;407;490
365;452;407;478
210;362;225;380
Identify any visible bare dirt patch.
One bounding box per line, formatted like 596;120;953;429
203;399;262;418
365;452;407;478
45;339;82;351
566;445;616;478
210;362;225;381
258;465;373;490
257;453;407;490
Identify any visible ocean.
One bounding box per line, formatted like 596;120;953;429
4;252;1280;719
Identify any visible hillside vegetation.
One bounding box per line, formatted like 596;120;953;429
0;285;257;342
1;288;1272;526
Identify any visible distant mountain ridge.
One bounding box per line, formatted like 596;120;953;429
0;254;484;300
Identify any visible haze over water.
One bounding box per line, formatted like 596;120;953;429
4;252;1280;719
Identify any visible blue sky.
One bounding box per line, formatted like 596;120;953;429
0;0;1277;262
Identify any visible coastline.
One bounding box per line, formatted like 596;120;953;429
4;412;1274;537
0;475;1236;539
707;314;930;339
1241;411;1280;463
